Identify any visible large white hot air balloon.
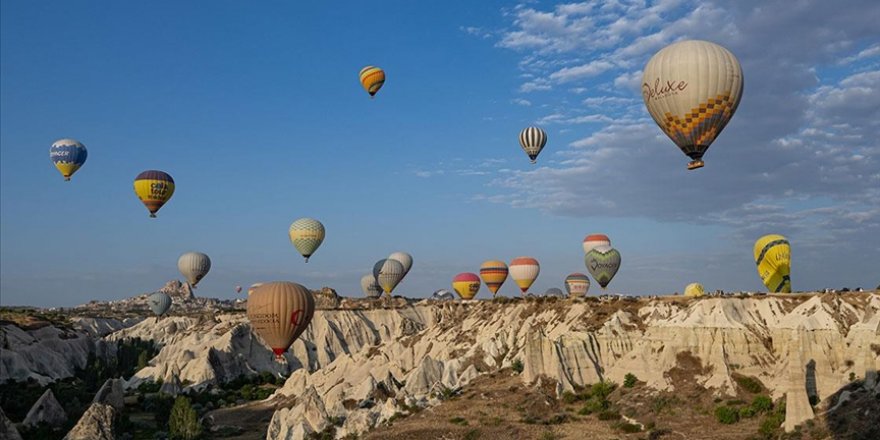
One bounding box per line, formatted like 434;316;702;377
178;252;211;288
642;40;743;170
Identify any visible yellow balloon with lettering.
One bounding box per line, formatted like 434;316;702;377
754;234;791;293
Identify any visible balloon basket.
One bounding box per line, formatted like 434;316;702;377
149;213;157;218
687;160;705;170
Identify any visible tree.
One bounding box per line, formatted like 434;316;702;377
169;396;202;440
137;351;149;370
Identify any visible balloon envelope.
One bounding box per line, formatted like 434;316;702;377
360;274;382;299
519;127;547;163
754;234;791;293
452;272;481;300
684;283;705;297
509;257;540;294
585;246;621;289
388;252;413;275
289;218;325;262
50;138;87;181
642;40;744;170
359;66;385;97
133;170;175;218
373;259;405;294
565;273;591;297
479;260;509;296
544;287;565;297
178;252;211;287
147;292;172;317
247;283;264;296
582;234;611;255
246;281;316;358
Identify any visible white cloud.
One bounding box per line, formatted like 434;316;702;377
511;98;533;106
549;59;615;82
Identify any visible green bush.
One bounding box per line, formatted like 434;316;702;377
750;395;773;413
738;406;757;419
734;375;763;393
169;396;202;440
578;396;609;415
590;381;617;400
597;410;621;421
512;359;524;374
758;411;785;438
561;391;578;404
449;416;468;426
623;373;638;388
613;421;642;433
714;406;740;424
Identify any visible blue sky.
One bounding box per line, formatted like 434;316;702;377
2;1;878;307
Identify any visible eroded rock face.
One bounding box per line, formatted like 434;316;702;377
261;294;879;439
1;407;24;440
92;378;125;411
63;403;116;440
22;389;67;428
0;321;118;385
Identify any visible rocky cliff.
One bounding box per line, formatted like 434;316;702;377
2;292;878;439
93;293;880;438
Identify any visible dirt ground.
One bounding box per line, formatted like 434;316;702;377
363;371;626;440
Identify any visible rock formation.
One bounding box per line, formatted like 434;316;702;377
63;403;117;440
92;378;125;411
0;319;122;384
22;389;67;428
0;407;24;440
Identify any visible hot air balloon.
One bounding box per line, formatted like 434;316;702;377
373;259;405;295
564;273;591;298
147;292;172;319
479;260;509;297
754;234;791;293
360;274;382;299
235;285;242;294
582;234;611;255
49;139;87;181
359;66;385;98
585;246;621;289
519;127;547;164
431;289;455;301
247;283;264;296
452;273;481;300
544;287;565;297
133;170;174;218
684;283;705;297
246;281;315;359
509;257;540;295
177;252;211;288
642;40;744;170
289;218;325;263
388;252;413;277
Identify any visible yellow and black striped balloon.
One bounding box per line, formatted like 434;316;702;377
359;66;385;98
754;234;791;293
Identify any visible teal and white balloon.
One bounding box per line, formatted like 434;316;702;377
585;245;621;289
178;252;211;287
289;218;325;262
147;292;172;317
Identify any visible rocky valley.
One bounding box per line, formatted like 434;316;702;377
2;290;879;440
